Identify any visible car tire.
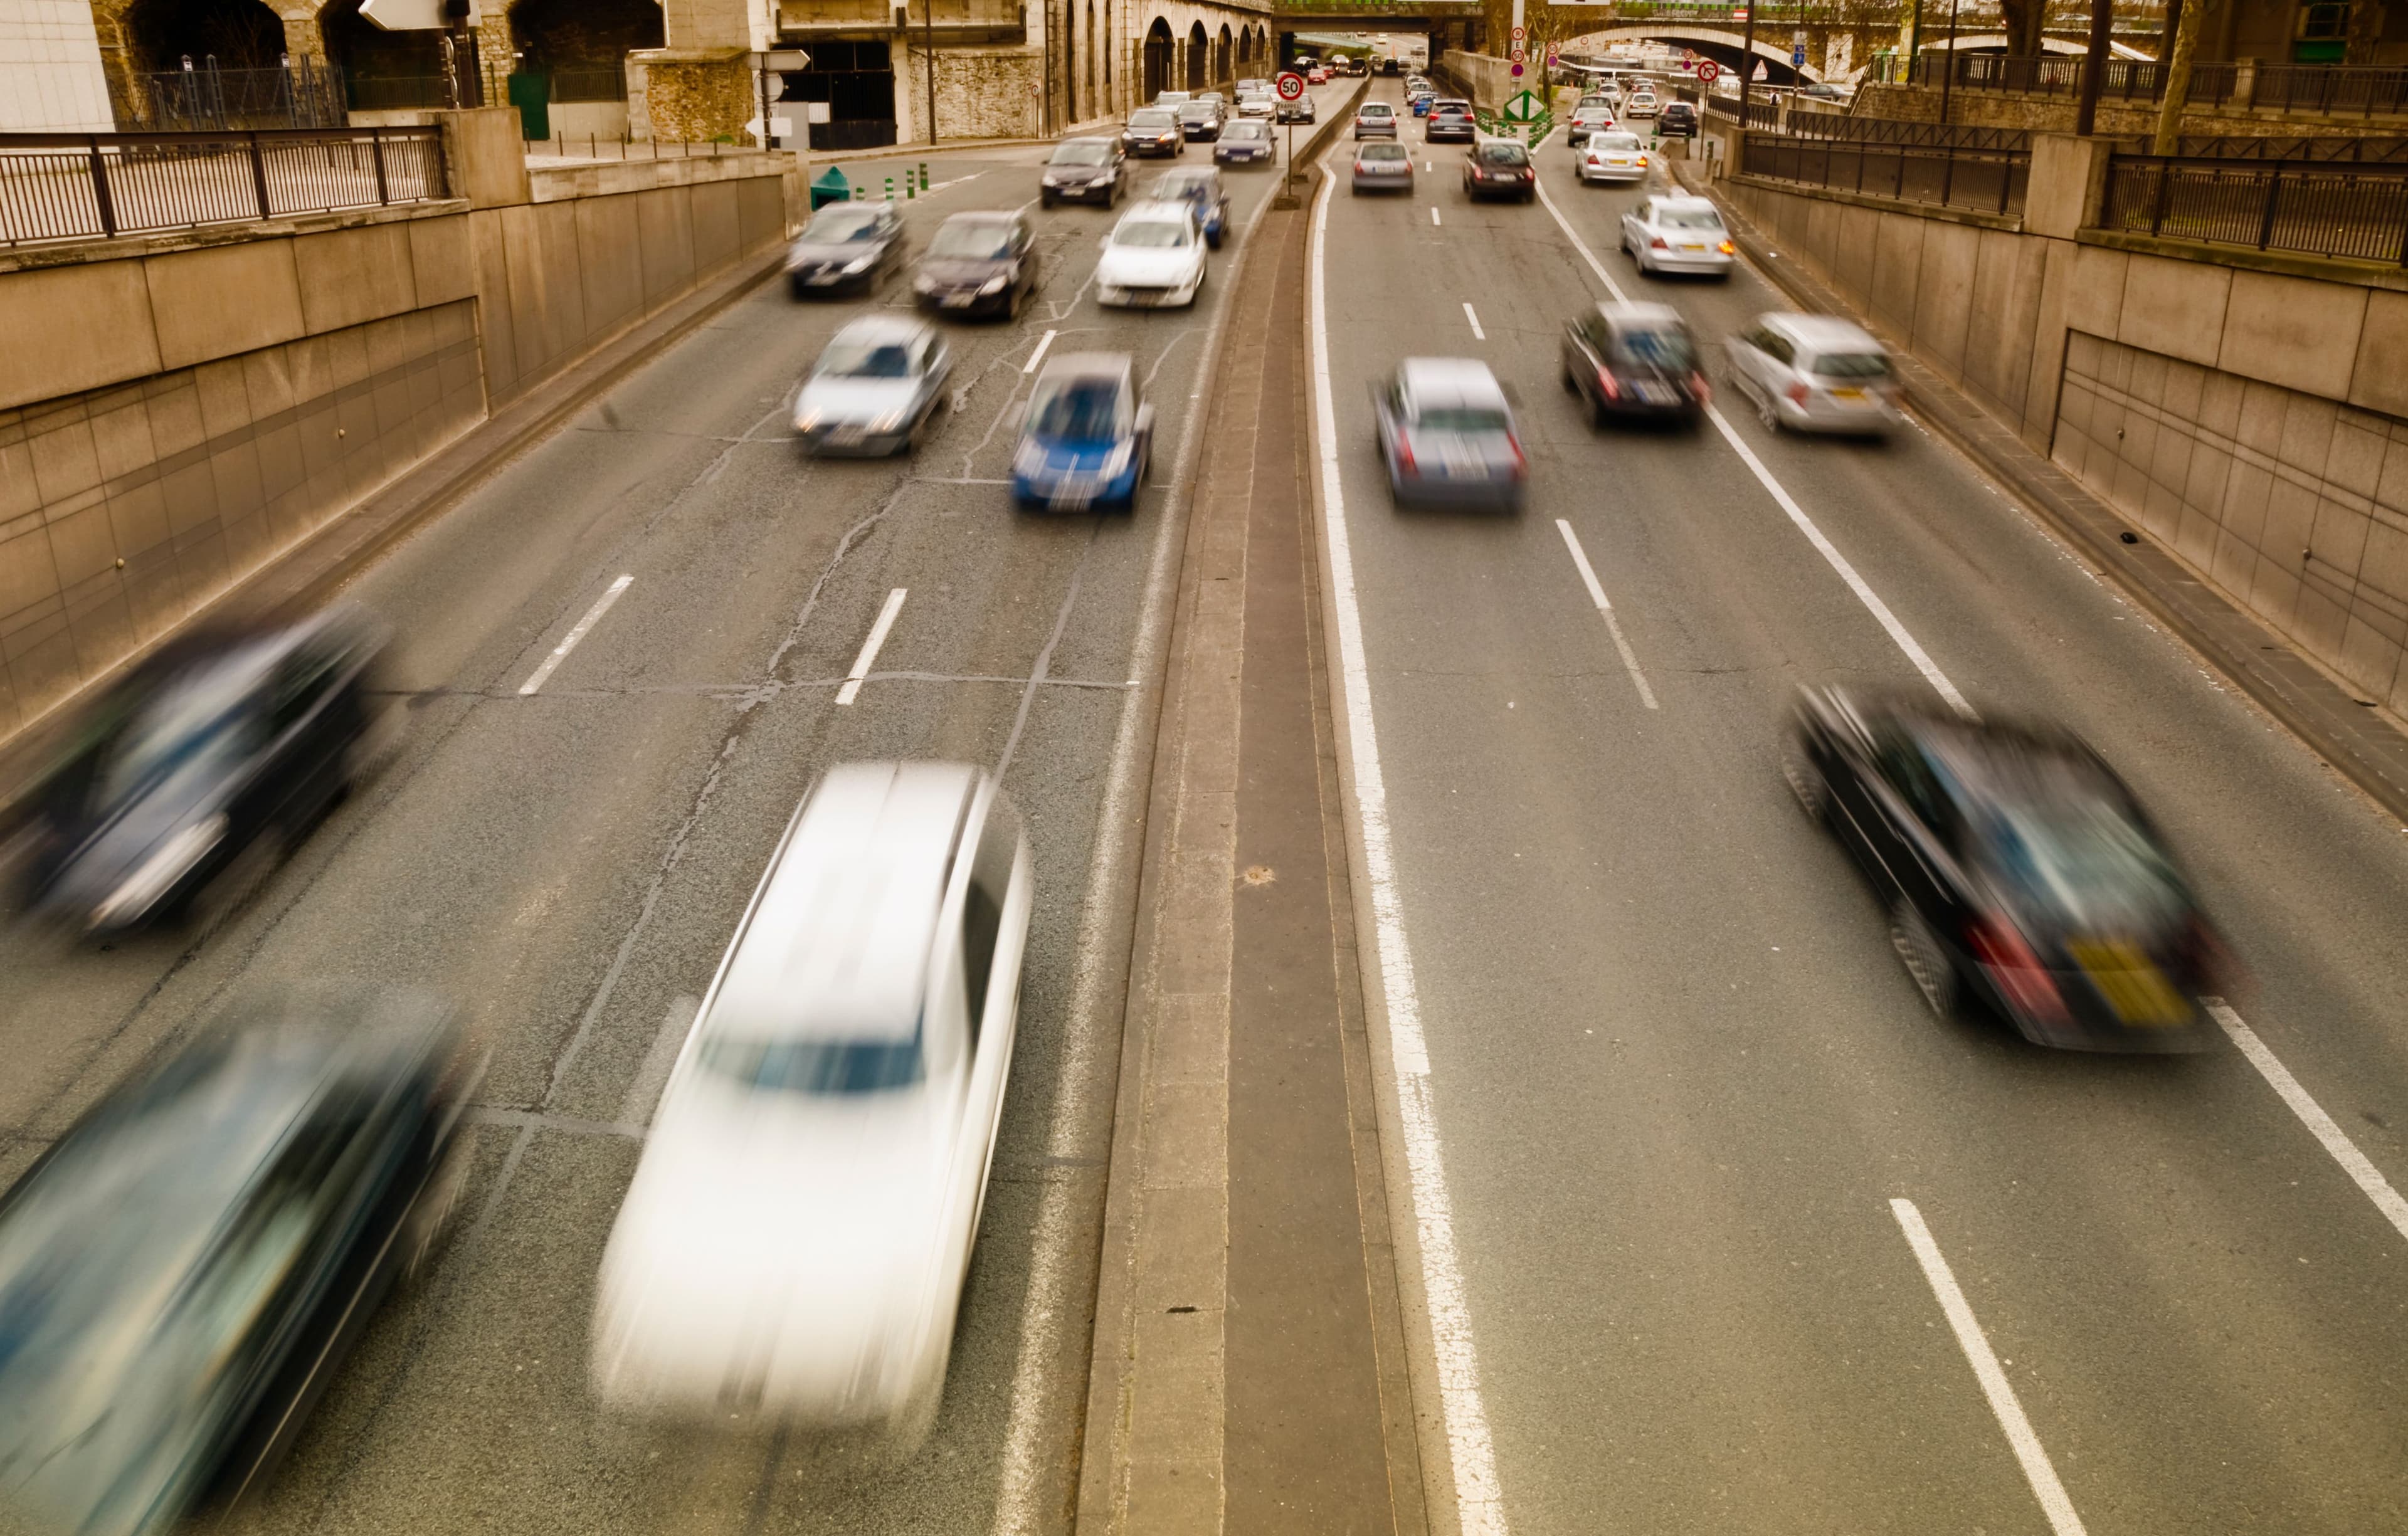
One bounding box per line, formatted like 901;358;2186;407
1757;389;1781;433
1780;736;1829;820
1006;283;1024;320
1040;191;1057;209
401;1134;473;1283
1891;900;1959;1019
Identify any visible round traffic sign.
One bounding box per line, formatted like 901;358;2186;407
1275;71;1305;100
1697;59;1721;83
1510;62;1524;76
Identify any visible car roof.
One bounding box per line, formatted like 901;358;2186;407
1398;356;1508;409
1765;312;1884;349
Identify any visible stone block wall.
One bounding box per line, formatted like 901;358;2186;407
638;56;754;144
919;45;1043;140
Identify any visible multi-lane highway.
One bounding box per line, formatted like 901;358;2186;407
1316;80;2408;1536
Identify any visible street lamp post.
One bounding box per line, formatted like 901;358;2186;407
1938;0;1961;124
1740;1;1758;122
2074;0;2113;135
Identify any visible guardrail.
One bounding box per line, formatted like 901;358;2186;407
0;127;447;247
1740;130;2028;216
2101;154;2408;263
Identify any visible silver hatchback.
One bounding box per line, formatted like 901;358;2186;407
793;315;953;455
1374;357;1526;509
1723;313;1903;436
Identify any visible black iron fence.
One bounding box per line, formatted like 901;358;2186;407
2172;134;2408;162
0;127;446;246
2102;153;2408;263
111;56;347;130
1780;112;2033;154
1741;130;2029;216
2252;64;2408;117
1914;53;2240;107
545;63;628;103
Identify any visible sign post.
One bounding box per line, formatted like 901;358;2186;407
1275;71;1305;199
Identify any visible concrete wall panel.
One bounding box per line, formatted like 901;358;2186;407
1869;211;1925;342
2348;290;2408;421
576;194;647;339
2115;253;2229;368
144;241;306;372
637;186;699;307
0;263;161;411
294;223;420;336
691;179;742;278
1914;220;1978;382
2219;270;2368;401
408;215;478;308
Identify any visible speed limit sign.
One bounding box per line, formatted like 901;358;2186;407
1275;71;1306;100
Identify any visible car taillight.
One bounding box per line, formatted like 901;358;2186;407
1784;381;1810;406
1597;368;1619;399
1506;434;1528;478
1649;235;1669;250
1966;915;2069;1022
1718;239;1736;255
1395;430;1415;473
1688;371;1711;404
1637;154;1649;167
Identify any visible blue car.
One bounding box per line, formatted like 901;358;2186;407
1149;166;1230;249
1012;354;1155;510
1410;89;1436;117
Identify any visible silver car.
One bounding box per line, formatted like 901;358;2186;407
1351;140;1413;193
1578;130;1649;184
1374;357;1526;509
1353;100;1398;139
793;315;953;456
1620;194;1733;277
1723;313;1904;436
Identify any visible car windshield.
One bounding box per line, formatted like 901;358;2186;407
929;221;1014;259
1051;140;1111;164
1612;326;1698;371
1029;378;1129;441
1113;219;1191;248
96;661;265;807
1227;122;1268;138
1950;758;2189;931
1477;144;1529;166
1657;206;1724;229
697;1034;924;1094
1360;143;1407;160
816;338;915;379
1130;110;1175;129
1179;103;1213;119
807;209;881;243
1593;133;1642;150
1812;350;1893;379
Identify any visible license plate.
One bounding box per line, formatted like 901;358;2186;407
1608;157;1633;166
1631;382;1673;405
1828;387;1867;403
827;426;865;444
806;273;840;285
2067;939;2191;1026
941;293;974;308
1680;243;1707;253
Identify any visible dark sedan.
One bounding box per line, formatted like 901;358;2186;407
785;202;907;296
1785;688;2232;1051
914;209;1039;318
1462;138;1534;201
1215;118;1275;167
1560;300;1709;426
13;609;383;935
1122;107;1185;157
1176;98;1224;141
0;987;480;1536
1040;136;1126;206
1425;98;1476;141
1657;100;1698;137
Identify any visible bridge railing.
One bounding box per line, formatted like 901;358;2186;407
2101;152;2408;263
1738;127;2029;216
1913;53;2240;107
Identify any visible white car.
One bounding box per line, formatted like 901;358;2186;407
590;762;1033;1441
1619;193;1734;276
1724;312;1904;436
1095;201;1207;308
1624;90;1659;118
1578;130;1649;184
1236;90;1274;118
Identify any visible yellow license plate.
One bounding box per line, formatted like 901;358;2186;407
1829;387;1866;402
2067;939;2190;1026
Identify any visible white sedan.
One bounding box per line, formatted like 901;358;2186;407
1095;200;1208;308
590;762;1033;1444
1619;193;1735;277
1577;130;1649;184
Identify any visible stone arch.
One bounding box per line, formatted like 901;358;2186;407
320;0;443;93
1185;21;1207;91
1144;17;1174;101
509;0;660;71
1215;23;1231;85
120;0;285;73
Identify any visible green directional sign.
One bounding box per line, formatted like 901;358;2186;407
1501;89;1544;122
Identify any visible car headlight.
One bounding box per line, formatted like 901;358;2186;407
796;407;821;431
869;411;907;434
92;813;226;928
914;272;939;292
1043;172;1064;185
979;275;1008;295
843;256;873;274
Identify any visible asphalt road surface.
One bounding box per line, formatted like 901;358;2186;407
1315;82;2408;1535
0;85;1352;1536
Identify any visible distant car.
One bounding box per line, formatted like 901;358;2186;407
786;201;906;295
1375;357;1527;510
1784;688;2229;1051
1576;92;1614;113
794;315;953;455
1724;312;1904;436
1275;92;1317;124
1799;81;1849;100
14;609;383;934
1619;193;1733;276
1094;201;1206;308
1013;354;1155;510
1176;97;1225;141
914;209;1038;319
1307;65;1331;83
1597;87;1624;113
1041;135;1126;205
1235;90;1275;118
1576;130;1649;183
1624;90;1659;118
1408;85;1436;117
1560;300;1708;426
1425;98;1476;141
1462;138;1535;201
1381;56;1402;75
592;763;1033;1439
1657;100;1698;137
1153;89;1192;108
1217;118;1275;165
1151;165;1231;248
1565;105;1616;147
1351;140;1414;194
1235;77;1270;96
1124;106;1184;157
0;988;479;1535
1354;100;1398;138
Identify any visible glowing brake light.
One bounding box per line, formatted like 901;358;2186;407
1688;371;1711;404
1637;154;1649;166
1718;239;1736;255
1506;434;1528;478
1394;429;1415;473
1966;915;2069;1022
1597;368;1620;399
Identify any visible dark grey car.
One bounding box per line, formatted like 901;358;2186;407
1040;136;1126;206
786;202;907;296
914;210;1040;318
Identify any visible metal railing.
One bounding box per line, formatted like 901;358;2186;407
2172;134;2408;162
2102;154;2408;263
1915;53;2238;107
2252;64;2408;117
1741;130;2029;216
110;56;347;130
1780;111;2032;152
0;127;446;246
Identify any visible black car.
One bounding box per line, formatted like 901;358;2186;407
1176;98;1224;141
914;210;1039;318
13;609;383;935
1560;300;1708;426
1040;135;1126;206
1122;107;1185;157
1462;138;1534;201
1425;98;1476;141
785;202;907;296
1784;688;2231;1051
1657;100;1698;137
0;987;480;1536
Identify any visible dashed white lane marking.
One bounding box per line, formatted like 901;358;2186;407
2209;998;2408;1240
1555;519;1657;710
1430;204;1442;224
1022;327;1058;374
1312;145;1508;1536
615;994;700;1130
1462;300;1484;340
1891;1200;2089;1536
517;574;631;696
835;587;907;705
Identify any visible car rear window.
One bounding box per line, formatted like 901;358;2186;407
1362;103;1392;114
1612;327;1698;371
1657;206;1724;229
1477;143;1529;165
1414;406;1511;433
1812;351;1893;379
1593;133;1642;150
1360;142;1407;160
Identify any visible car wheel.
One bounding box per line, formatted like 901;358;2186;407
401;1135;473;1283
1757;388;1781;433
1779;735;1829;820
1040;191;1056;209
1006;283;1024;320
1891;900;1958;1019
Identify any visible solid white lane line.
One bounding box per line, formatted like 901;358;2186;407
517;574;632;696
1462;300;1484;340
1555;519;1658;710
1890;1199;2089;1536
1022;327;1058;374
1430;204;1442;224
1533;173;1629;302
615;994;700;1130
2209;998;2408;1240
1311;153;1508;1536
835;587;907;705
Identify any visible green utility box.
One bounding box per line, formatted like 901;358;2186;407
506;73;549;141
808;166;851;210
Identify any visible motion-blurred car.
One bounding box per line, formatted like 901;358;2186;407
1235;89;1275;118
1152;89;1192;108
786;202;906;297
1657;100;1698;137
1798;81;1850;101
14;609;383;934
1354;100;1398;138
1176;97;1225;141
1094;201;1206;307
1565;105;1616;147
1560;300;1708;426
1307;65;1331;83
1216;118;1275;165
0;987;479;1536
591;763;1032;1437
1462;138;1536;201
1783;688;2229;1051
1624;88;1659;118
1426;99;1476;140
1724;312;1903;436
1577;130;1648;183
1276;92;1317;124
1122;106;1184;157
1151;166;1230;248
1374;357;1527;510
1040;136;1126;206
1619;193;1734;276
1351;140;1415;193
794;315;951;456
913;209;1038;318
1575;92;1614;113
1011;354;1154;510
1236;76;1270;96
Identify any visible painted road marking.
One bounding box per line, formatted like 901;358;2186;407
1462;301;1484;340
1430;204;1442;225
1555;519;1657;710
836;587;907;705
1312;154;1508;1536
517;574;632;696
1891;1200;2089;1536
1023;327;1059;374
2209;999;2408;1241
